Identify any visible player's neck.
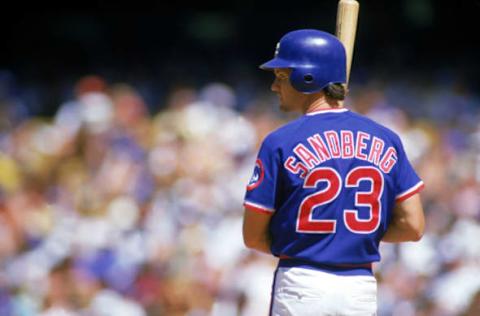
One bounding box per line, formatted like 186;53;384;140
303;96;343;114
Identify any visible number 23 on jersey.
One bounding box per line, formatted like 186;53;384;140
297;166;383;234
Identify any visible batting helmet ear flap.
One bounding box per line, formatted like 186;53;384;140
289;68;321;94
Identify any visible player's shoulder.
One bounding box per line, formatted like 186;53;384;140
345;110;403;144
261;115;307;148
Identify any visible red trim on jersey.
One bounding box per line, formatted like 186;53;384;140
396;181;425;202
244;201;274;215
306;108;349;116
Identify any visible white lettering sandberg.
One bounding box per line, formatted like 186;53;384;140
284;130;397;177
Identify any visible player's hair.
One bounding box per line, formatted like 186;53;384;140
324;83;346;100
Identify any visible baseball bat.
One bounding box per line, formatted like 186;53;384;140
335;0;360;86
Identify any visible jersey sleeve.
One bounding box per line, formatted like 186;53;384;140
392;136;424;202
243;137;281;215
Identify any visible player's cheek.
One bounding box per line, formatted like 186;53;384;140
271;78;280;92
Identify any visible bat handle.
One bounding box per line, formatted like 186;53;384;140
336;0;360;86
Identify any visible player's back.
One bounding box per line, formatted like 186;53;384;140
244;108;423;272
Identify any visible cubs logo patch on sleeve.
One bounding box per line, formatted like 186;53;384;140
247;159;265;191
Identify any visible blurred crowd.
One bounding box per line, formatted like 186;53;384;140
0;71;479;316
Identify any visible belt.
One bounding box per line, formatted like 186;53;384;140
278;257;373;276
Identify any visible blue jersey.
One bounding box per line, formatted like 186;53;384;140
244;108;424;267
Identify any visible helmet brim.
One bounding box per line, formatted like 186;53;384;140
259;58;293;70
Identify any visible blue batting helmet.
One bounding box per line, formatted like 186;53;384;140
260;29;347;93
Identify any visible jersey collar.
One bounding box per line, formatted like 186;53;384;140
306;108;349;116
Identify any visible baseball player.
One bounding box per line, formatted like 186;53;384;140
242;29;425;315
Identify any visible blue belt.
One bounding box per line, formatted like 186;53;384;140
278;258;373;276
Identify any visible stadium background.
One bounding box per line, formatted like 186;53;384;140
0;1;479;315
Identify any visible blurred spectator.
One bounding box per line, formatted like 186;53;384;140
0;71;478;316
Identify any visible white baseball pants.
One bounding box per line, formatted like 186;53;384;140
270;266;377;316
